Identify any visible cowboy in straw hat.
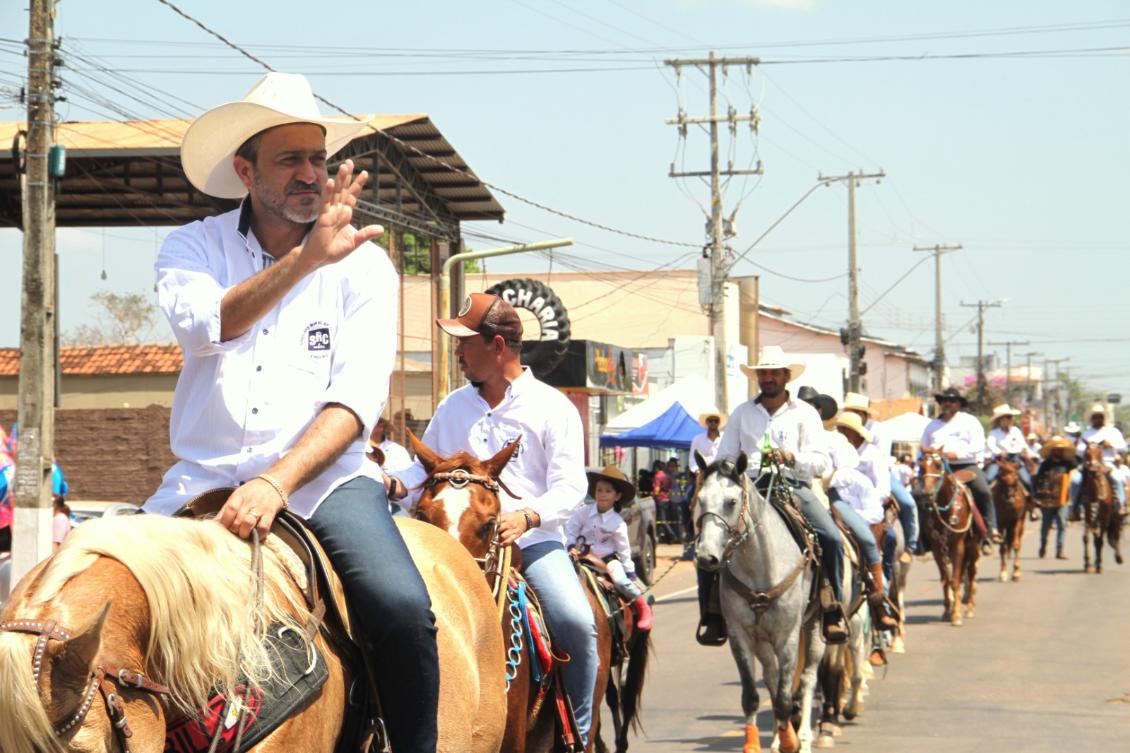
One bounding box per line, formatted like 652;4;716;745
841;390;922;559
690;409;726;474
143;72;439;751
1071;403;1127;513
700;346;853;646
564;466;653;631
921;386;1001;554
829;411;900;635
985;403;1034;496
1034;436;1077;558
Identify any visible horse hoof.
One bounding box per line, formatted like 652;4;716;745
998;572;1008;582
965;606;976;619
844;704;861;720
1116;553;1124;565
891;635;906;654
1096;565;1102;574
776;723;799;753
814;734;835;749
744;724;762;753
1012;570;1021;582
951;616;963;627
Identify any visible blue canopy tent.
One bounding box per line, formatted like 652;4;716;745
599;402;702;450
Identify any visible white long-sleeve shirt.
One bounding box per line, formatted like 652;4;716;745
987;426;1032;458
856;442;892;500
396;367;587;548
921;412;987;465
564;503;634;575
826;431;884;524
690;431;722;472
145;202;396;519
1077;425;1127;464
716;393;829;483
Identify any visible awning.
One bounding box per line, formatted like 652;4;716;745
599;402;701;450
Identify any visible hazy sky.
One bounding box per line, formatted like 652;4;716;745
1;0;1126;396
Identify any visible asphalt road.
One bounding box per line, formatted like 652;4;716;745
602;526;1130;752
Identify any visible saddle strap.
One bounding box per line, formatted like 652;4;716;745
723;550;811;612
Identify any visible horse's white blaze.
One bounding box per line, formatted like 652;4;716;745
435;485;473;539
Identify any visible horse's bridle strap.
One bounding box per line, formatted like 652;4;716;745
424;468;523;500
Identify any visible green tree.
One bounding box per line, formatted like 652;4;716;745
377;232;481;276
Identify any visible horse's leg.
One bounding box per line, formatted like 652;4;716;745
1111;513;1124;565
728;630;763;753
750;638;793;753
1095;523;1104;574
814;651;840;749
964;539;978;619
949;535;964;626
1083;505;1094;573
793;624;824;753
998;521;1009;582
1012;508;1024;581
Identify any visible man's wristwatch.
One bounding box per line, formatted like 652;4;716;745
387;477;402;500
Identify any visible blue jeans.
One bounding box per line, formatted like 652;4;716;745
521;541;598;746
1040;505;1068;553
830;498;881;568
890;471;919;552
760;478;844;604
307;477;439;753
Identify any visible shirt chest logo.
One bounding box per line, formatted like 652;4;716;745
303;322;332;356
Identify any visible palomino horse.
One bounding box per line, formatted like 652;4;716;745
409;434;649;753
991;459;1029;582
695;452;823;753
919;453;980;626
1079;443;1124;574
0;512;505;753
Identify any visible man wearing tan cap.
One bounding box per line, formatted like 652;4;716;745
390;292;598;746
145;72;438;751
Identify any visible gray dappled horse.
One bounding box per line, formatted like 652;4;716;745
694;452;824;753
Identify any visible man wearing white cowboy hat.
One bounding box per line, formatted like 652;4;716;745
920;386;1000;554
984;403;1035;496
690;409;726;473
841;391;920;559
1071;403;1127;513
706;346;852;645
144;72;440;751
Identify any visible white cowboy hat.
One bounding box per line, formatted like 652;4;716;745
1063;421;1082;435
989;403;1022;424
1086;403;1107;420
698;410;727;429
842;392;871;416
739;345;806;381
180;72;370;199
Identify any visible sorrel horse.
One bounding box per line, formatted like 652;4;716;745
1079;443;1124;574
919;453;980;626
0;512;506;753
695;453;824;753
409;433;649;753
991;459;1028;582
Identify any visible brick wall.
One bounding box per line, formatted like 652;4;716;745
0;406;175;503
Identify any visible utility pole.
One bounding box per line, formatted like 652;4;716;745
13;0;59;583
988;340;1029;405
1044;357;1069;431
960;300;1003;414
666;52;762;412
914;243;962;391
818;170;885;392
1023;350;1041;405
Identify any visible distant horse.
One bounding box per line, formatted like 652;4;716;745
695;452;823;753
410;433;649;753
814;536;869;749
920;454;980;626
0;511;505;753
991;459;1029;582
1079;443;1123;574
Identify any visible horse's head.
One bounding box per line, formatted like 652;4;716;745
410;431;519;558
921;453;944;496
997;459;1020;486
693;451;751;572
1084;442;1105;468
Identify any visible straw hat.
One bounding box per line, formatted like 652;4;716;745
586;465;636;509
835;411;873;444
180;72;370;199
1039;435;1076;460
739;345;805;380
698;410;727;429
842;392;871;417
989;403;1022;425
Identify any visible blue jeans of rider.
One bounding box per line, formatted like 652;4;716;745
829;497;881;567
889;470;919;552
775;481;844;604
1040;505;1068;554
306;477;439;753
985;456;1034;495
521;540;599;746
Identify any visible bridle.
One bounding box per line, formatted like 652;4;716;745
695;470;754;566
422;467;522;501
0;618;169;753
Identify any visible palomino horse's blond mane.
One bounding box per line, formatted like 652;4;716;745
0;514;311;753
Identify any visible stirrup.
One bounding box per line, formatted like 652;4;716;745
696;615;727;647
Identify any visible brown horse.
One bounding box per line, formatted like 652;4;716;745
1079;443;1124;574
919;454;980;626
991;460;1028;582
410;433;649;753
0;511;505;753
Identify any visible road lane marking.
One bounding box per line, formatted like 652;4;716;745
654;585;699;603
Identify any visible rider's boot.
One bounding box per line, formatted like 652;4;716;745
866;563;899;631
632;595;654;632
822;603;850;645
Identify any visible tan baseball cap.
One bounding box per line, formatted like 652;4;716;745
436;292;523;342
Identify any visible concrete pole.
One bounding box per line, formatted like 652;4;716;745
914;244;961;391
706;51;730;413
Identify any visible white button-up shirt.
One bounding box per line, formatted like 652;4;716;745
921;412;986;465
396;367;587;548
376;438;413;474
826;431;885;524
690;431;722;472
1077;425;1127;463
716;393;830;483
564;504;634;574
987;426;1031;458
145;203;397;519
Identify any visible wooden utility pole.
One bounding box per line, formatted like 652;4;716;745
13;0;59;583
988;339;1029;404
961;300;1002;414
914;243;962;392
819;170;886;392
665;52;762;412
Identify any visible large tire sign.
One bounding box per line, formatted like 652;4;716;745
485;278;571;378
